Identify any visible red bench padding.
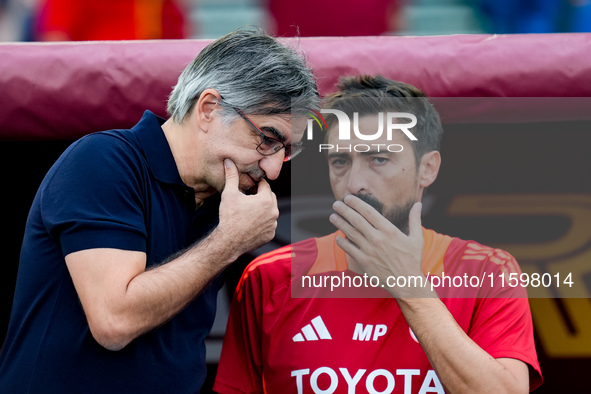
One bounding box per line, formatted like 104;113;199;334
1;33;591;140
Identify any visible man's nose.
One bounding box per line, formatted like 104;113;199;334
346;160;369;195
259;151;285;181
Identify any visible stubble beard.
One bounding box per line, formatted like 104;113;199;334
240;164;266;194
352;193;416;235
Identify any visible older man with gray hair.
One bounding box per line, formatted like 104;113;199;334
0;28;319;393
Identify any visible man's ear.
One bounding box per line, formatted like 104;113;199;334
418;150;441;188
193;88;222;133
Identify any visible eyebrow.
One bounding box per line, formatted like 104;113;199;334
234;106;287;143
327;150;392;159
260;126;286;142
358;150;391;156
327;152;349;160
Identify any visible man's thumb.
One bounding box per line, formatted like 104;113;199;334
409;202;423;237
223;159;239;192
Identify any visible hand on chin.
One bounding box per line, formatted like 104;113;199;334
239;173;258;194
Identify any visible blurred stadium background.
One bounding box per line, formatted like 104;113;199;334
1;1;590;393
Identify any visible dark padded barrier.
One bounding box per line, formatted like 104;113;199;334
2;33;591;141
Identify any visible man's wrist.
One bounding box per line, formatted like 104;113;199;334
205;226;246;265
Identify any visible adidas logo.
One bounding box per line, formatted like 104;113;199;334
293;316;332;342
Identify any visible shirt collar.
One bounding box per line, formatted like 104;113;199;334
134;110;186;186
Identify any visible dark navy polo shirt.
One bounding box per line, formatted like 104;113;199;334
0;111;221;393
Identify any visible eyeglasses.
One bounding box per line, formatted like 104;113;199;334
233;107;304;162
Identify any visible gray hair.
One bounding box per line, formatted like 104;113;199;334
167;27;320;124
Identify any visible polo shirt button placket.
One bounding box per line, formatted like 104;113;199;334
180;188;194;206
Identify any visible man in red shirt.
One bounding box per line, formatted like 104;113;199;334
214;75;543;393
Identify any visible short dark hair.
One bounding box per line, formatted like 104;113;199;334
323;75;443;164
